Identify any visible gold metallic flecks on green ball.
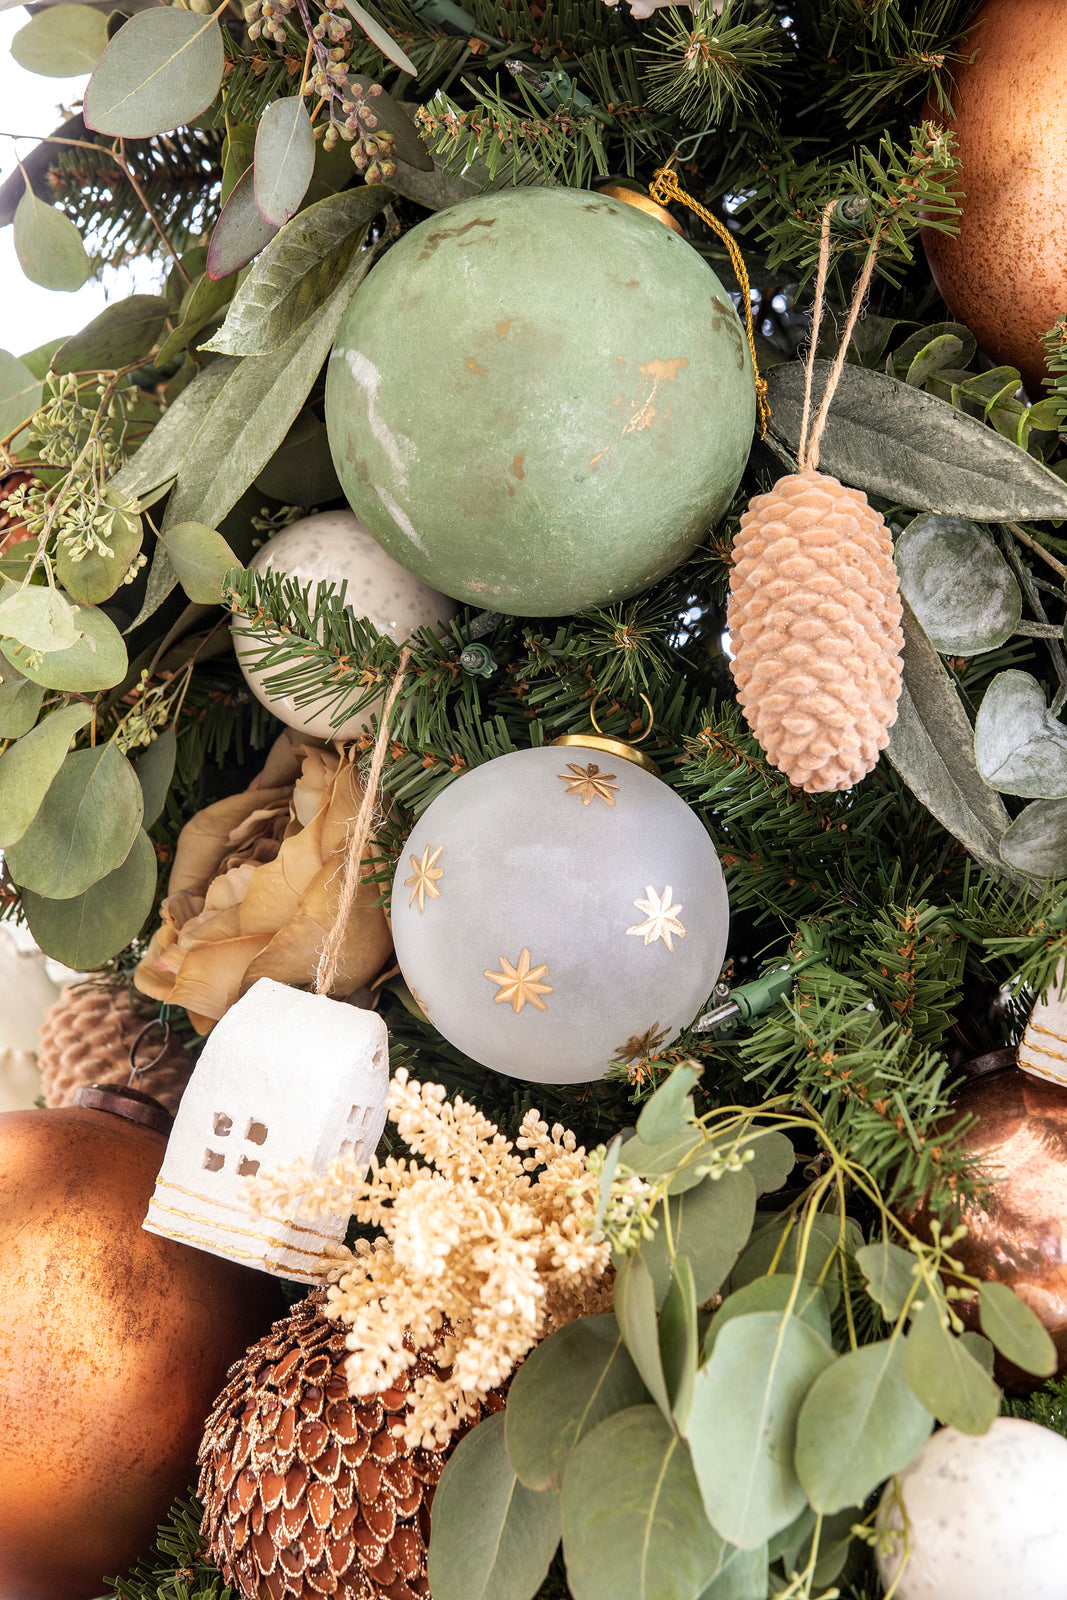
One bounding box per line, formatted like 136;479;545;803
324;186;756;618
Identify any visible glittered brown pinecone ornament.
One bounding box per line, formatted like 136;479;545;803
198;1292;502;1600
38;983;195;1114
727;468;904;792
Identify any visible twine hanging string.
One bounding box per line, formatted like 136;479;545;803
315;647;411;997
798;200;884;473
649;163;771;440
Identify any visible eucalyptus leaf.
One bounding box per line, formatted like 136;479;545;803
1;603;127;691
505;1314;648;1492
0;674;44;737
636;1169;756;1307
0;702;94;849
793;1338;933;1514
660;1256;698;1430
5;743;143;898
13;188;90;292
705;1278;831;1357
776;1506;856;1591
594;1135;622;1237
1000;799;1067;879
560;1406;729;1600
56;506;142;605
885;598;1014;881
108;354;238;504
154;272;236;365
83;7;225;138
134;724;176;829
340;0;417;75
745;1131;794;1197
22;826;156;968
158;521;240;605
203;186;387;356
894;514;1022;655
427;1413;560;1600
854;1239;916;1321
730;1211;860;1313
901;1298;1000;1434
0;350;43;438
978;1281;1057;1376
618;1126;705;1192
254;96;316;228
974;671;1067;798
254;410;342;505
0;585;80;652
613;1251;672;1422
221;121;257;206
385;152;481;211
636;1061;700;1143
686;1311;835;1549
696;1544;768;1600
11;4;109;76
51;295;172;376
19;337;66;379
206;164;281;281
766;360;1067;522
960;1331;996;1376
162;241;387;535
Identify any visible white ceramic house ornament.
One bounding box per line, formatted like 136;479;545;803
1019;959;1067;1088
143;977;389;1283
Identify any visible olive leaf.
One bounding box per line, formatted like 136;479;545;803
13;188;90;292
885;598;1015;881
561;1406;730;1600
83;7;225;138
22;827;157;969
109;354;239;505
505;1315;649;1492
0;702;94;849
974;670;1067;798
154;273;236;366
427;1414;560;1600
254;410;341;504
203;186;389;357
51;295;172;376
766;360;1067;522
894;514;1021;655
12;5;109;78
4;743;144;899
254;97;317;228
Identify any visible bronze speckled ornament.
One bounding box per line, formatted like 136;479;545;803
198;1292;503;1600
908;1064;1067;1386
0;1090;282;1600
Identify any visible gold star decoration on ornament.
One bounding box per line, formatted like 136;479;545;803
627;886;686;952
484;948;553;1013
614;1023;671;1063
558;762;619;806
405;843;444;913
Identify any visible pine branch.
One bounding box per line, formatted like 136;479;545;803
108;1490;230;1600
638;0;788;129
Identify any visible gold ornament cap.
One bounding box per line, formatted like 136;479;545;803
599;182;685;235
551;694;660;774
73;1081;173;1135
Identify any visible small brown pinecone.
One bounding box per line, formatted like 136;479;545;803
198;1293;502;1600
727;468;904;793
37;983;195;1114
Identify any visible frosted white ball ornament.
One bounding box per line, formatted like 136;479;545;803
390;740;729;1083
875;1418;1067;1600
233;510;458;740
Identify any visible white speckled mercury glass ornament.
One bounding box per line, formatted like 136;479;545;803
1018;957;1067;1087
875;1418;1067;1600
233;509;458;740
143;977;389;1282
390;742;729;1083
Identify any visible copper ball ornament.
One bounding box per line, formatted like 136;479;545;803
907;1064;1067;1385
0;1089;282;1600
922;0;1067;396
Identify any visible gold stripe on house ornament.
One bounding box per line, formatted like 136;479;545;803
1019;965;1067;1086
484;948;553;1013
405;842;444;912
627;886;686;951
152;1176;340;1242
558;762;620;805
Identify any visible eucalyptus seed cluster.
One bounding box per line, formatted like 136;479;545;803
26;371;137;474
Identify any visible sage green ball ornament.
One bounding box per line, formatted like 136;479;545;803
324;187;756;616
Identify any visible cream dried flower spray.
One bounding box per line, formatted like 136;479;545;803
252;1068;613;1448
